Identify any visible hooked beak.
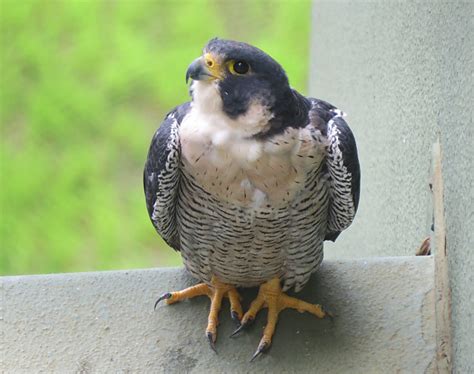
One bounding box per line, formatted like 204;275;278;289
185;57;218;83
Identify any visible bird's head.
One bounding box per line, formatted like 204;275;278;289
186;38;309;138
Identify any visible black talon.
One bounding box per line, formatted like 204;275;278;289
323;307;335;321
250;341;269;362
230;310;241;325
206;331;217;353
230;317;253;337
230;324;245;337
154;292;172;310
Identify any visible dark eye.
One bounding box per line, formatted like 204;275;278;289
232;60;249;75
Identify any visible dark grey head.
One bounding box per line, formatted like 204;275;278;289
186;38;310;137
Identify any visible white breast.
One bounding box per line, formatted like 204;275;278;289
179;82;327;208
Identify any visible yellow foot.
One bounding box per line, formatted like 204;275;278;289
154;276;243;352
231;278;332;361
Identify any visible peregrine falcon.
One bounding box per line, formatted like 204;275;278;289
144;38;360;359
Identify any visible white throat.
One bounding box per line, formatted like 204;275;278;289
179;82;325;207
190;81;274;139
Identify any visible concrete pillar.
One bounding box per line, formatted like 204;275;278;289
310;2;473;371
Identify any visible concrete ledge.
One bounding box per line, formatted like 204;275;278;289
1;257;436;373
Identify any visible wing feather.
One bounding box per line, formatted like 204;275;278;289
308;99;360;241
143;102;191;250
324;113;360;241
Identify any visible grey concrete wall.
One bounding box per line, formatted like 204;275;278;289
310;2;473;371
433;5;474;373
2;258;437;373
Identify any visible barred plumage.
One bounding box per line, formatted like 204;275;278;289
144;98;359;292
177;162;328;292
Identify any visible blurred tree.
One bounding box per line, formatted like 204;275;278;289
0;0;311;275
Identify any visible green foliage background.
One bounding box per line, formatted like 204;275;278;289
0;0;311;275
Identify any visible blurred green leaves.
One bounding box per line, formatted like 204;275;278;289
0;0;311;275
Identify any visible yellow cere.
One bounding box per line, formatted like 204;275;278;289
203;53;224;79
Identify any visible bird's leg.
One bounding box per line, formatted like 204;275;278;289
233;278;331;361
155;276;242;352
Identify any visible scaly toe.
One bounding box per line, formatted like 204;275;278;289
154;280;244;352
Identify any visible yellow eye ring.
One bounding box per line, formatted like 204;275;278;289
228;60;250;75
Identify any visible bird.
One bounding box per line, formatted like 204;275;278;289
144;38;360;360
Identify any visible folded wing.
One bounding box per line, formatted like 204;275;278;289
144;103;191;250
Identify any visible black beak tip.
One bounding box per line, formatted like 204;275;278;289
185;60;197;84
186;58;207;84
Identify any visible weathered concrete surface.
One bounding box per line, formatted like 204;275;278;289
310;1;472;258
2;257;436;373
311;1;437;258
432;5;474;372
310;2;473;371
